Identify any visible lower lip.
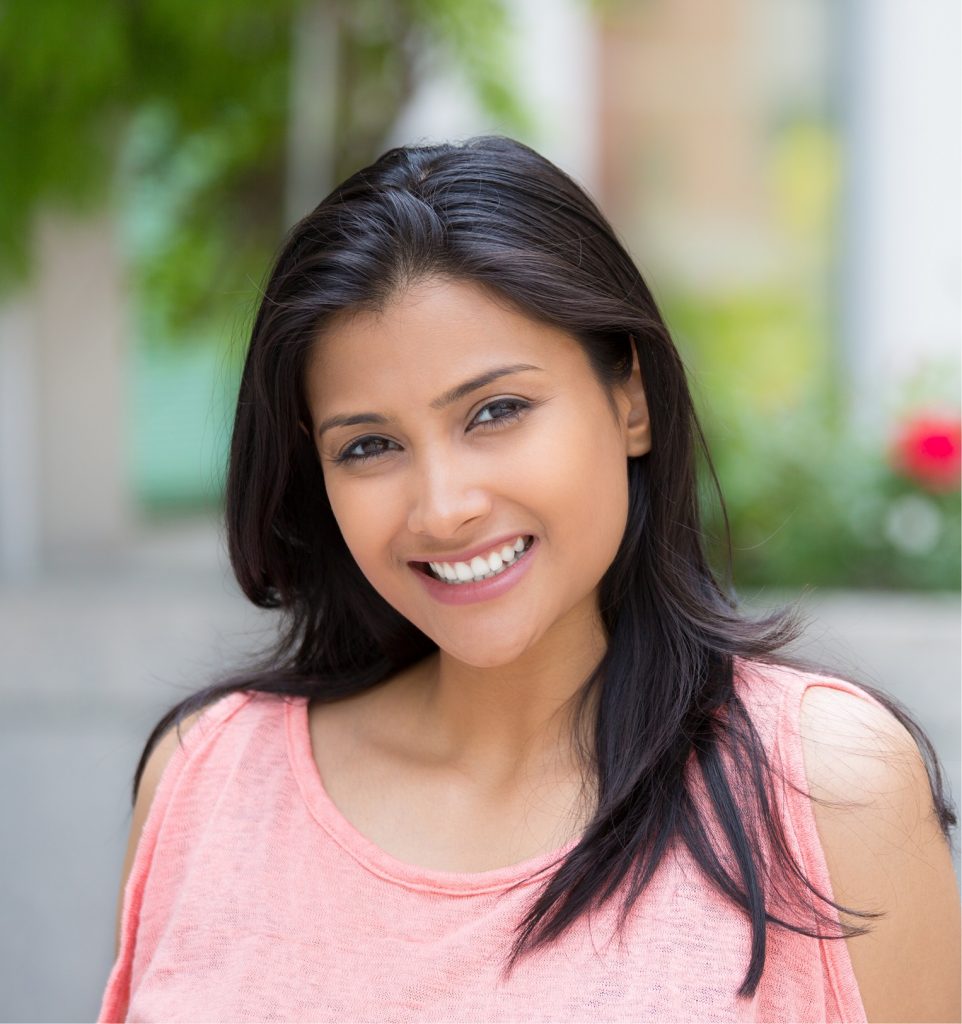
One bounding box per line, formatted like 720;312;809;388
411;538;539;606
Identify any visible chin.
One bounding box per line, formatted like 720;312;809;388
433;629;541;669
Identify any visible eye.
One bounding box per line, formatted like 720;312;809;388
333;435;400;465
333;397;532;466
470;397;530;430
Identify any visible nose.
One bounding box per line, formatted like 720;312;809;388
406;445;493;540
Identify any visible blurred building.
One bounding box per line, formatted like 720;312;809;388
596;0;959;425
0;0;958;580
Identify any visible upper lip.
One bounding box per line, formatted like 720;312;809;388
407;532;534;566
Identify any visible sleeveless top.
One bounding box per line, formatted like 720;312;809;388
98;659;875;1023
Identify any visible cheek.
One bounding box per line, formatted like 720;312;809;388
321;471;394;576
526;401;627;498
527;406;629;557
578;470;628;570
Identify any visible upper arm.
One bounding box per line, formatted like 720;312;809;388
113;710;206;958
799;685;961;1024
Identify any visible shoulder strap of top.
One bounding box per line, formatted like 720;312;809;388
97;690;254;1023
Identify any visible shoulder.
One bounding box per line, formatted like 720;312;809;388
136;706;208;801
798;682;920;799
114;705;207;956
114;691;255;954
134;690;256;801
797;682;961;1023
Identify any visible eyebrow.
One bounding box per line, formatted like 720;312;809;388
315;363;544;438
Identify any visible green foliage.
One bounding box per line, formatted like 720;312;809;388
1;0;295;297
2;0;529;510
666;290;961;591
0;1;123;283
1;0;528;337
409;0;533;133
700;399;960;591
667;286;836;420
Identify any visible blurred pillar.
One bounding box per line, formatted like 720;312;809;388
506;0;601;191
384;0;600;195
0;294;41;579
285;1;340;227
24;210;133;572
838;0;961;428
595;0;771;289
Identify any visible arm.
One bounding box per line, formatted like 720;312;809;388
800;685;961;1024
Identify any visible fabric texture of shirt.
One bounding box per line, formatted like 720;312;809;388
98;658;876;1023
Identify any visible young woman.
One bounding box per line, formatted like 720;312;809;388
99;136;960;1023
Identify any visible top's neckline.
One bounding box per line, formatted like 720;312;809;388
285;695;582;895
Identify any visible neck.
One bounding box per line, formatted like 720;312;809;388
402;599;607;791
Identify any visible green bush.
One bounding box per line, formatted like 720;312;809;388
664;290;960;591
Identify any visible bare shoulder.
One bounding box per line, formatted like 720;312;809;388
798;685;926;807
113;707;207;956
798;684;961;1023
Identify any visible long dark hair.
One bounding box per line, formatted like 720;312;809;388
133;134;957;998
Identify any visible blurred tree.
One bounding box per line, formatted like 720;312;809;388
0;0;532;545
0;0;528;337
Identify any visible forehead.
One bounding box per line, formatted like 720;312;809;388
304;277;587;403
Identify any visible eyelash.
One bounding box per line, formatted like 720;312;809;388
333;398;531;465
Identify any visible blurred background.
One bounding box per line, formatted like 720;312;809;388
0;0;959;1019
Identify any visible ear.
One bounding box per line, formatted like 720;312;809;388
619;336;652;457
298;419;312;439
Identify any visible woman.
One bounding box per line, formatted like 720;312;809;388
99;136;960;1023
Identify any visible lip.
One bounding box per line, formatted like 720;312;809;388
411;537;539;606
406;532;536;568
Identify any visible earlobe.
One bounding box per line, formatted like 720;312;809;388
624;336;652;457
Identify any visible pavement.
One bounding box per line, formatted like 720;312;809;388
1;516;959;1022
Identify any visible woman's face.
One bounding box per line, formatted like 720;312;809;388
303;276;650;668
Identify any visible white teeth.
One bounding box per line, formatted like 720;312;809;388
426;536;532;584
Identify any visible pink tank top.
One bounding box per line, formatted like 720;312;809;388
98;659;873;1022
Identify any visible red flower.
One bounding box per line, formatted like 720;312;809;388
890;415;961;492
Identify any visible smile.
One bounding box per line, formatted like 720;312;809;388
418;535;535;584
411;535;539;606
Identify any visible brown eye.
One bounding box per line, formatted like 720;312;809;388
470;398;530;429
334;436;399;465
